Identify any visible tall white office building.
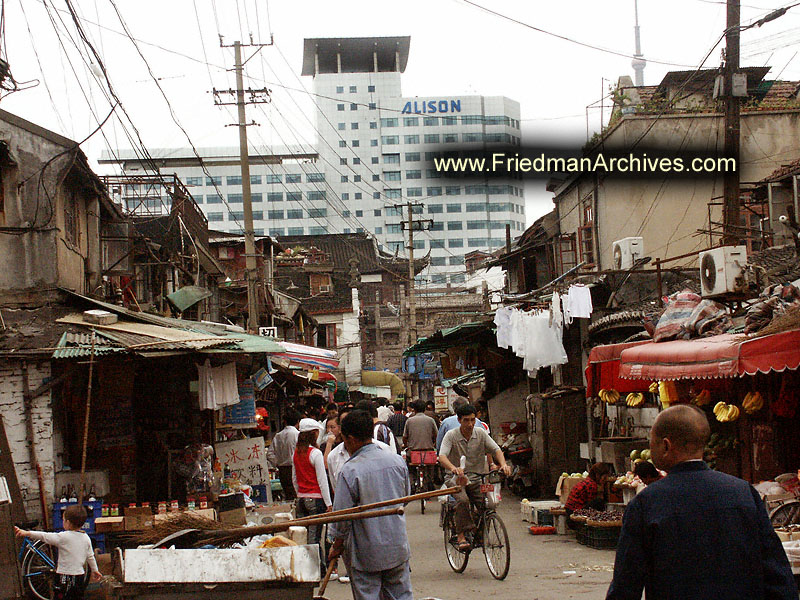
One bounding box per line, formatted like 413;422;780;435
102;36;525;285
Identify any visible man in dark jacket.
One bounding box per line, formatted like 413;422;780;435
607;405;796;600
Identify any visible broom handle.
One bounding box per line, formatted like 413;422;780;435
291;486;461;523
205;506;404;540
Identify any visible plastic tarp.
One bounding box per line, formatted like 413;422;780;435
585;340;653;398
618;329;800;381
361;370;405;398
272;341;339;371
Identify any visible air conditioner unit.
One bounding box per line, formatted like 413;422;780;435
699;245;748;297
612;237;644;269
319;284;332;293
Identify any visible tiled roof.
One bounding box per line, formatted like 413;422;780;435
761;157;800;182
273;269;355;315
277;233;382;273
748;244;800;283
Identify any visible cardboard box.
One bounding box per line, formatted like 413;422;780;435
558;476;585;504
124;507;153;531
94;517;124;534
218;507;247;526
153;508;217;523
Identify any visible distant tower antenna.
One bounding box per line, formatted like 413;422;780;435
632;0;646;86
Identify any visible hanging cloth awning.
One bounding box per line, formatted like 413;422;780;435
585;340;653;398
272;341;340;371
618;329;800;381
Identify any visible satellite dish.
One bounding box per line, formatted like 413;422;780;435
701;253;717;292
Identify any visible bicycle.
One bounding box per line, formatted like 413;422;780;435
440;470;510;580
408;450;437;514
18;536;56;600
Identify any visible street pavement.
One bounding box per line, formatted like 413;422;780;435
322;496;617;600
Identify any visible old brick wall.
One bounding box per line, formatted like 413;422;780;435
0;360;55;521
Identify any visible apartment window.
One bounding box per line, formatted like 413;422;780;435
287;192;301;202
309;208;327;218
252;193;263;203
207;212;224;222
353;158;361;165
428;204;443;214
425;152;436;161
407;187;422;197
252;211;264;220
354;175;361;182
342;193;350;201
468;238;489;247
462;115;483;125
349;85;357;93
339;140;347;148
268;210;284;220
307;191;326;201
343;210;351;217
467;220;487;230
372;174;380;182
385;189;401;199
579;197;595;266
229;211;244;220
269;228;285;236
381;136;399;145
371;157;379;164
309;226;328;235
351;122;359;130
337;104;345;111
383;154;401;164
386;207;402;217
185;176;202;186
340;158;348;165
466;185;487;195
350;103;358;111
206;194;223;204
430;256;447;266
442;116;458;126
354;193;362;199
286;174;301;183
228;194;243;204
424;134;440;144
373;192;381;199
413;240;425;250
405;152;420;162
375;226;383;234
369;122;378;131
466;202;485;212
387;224;402;234
368;85;375;92
384;171;401;182
251;175;262;185
430;222;444;231
427;187;442;196
426;169;442;179
288;227;304;235
336;86;344;93
355;210;363;217
447;221;463;231
341;175;349;183
368;102;377;110
558;233;578;274
374;209;382;217
381;118;399;127
423;117;439;126
388;241;404;253
406;169;421;179
449;256;465;266
463;133;483;143
338;123;346;130
267;192;283;202
352;140;360;147
404;135;420;144
403;117;419;126
287;209;303;219
443;134;458;143
206;176;221;186
307;173;325;182
451;274;466;283
446;186;461;196
449;239;464;248
64;188;78;245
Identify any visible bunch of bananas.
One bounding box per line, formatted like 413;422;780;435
648;382;659;394
694;390;712;406
742;391;764;414
714;401;740;422
658;381;679;408
599;389;620;404
626;392;645;407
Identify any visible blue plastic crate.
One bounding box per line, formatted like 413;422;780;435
52;500;103;534
89;532;106;554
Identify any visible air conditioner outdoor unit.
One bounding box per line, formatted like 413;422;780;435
612;237;644;269
699;245;748;297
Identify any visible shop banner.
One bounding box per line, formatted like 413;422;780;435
214;437;268;487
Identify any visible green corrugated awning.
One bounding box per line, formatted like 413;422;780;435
167;286;213;312
403;320;494;356
202;332;285;354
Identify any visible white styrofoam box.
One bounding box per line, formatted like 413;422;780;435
521;503;534;522
122;545;320;583
529;501;562;525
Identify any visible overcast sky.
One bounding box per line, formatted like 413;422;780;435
3;0;800;223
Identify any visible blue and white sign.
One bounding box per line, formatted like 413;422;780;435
401;100;462;114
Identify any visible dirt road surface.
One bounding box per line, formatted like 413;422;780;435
322;497;617;600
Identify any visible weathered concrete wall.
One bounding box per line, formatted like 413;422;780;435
487;381;528;445
0;360;55;521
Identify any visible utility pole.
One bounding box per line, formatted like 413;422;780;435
213;38;272;333
722;0;741;245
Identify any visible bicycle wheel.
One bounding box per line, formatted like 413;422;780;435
420;469;426;514
770;501;800;528
22;541;56;600
483;513;510;580
443;507;469;573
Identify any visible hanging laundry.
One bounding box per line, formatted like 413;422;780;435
494;306;514;349
550;292;563;328
510;308;526;357
197;359;216;410
519;311;568;376
196;360;240;410
565;284;593;320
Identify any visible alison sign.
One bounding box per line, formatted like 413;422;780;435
401;100;462;114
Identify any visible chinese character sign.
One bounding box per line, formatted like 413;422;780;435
214;437;268;486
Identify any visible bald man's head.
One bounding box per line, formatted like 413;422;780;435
652;405;711;451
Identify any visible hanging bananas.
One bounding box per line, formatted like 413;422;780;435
658;381;679;408
626;392;645;407
648;382;659;394
694;389;712;406
713;401;740;422
742;392;764;415
599;389;620;405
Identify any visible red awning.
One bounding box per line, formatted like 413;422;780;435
619;329;800;381
585;340;653;397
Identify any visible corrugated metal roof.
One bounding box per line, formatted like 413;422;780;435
52;332;126;359
202;332;284;354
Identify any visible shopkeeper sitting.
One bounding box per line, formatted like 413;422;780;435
564;463;610;525
632;460;663;494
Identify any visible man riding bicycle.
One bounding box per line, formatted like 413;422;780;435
438;403;511;552
403;400;439;490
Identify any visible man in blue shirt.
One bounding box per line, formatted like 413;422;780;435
329;410;412;600
436;396;487;452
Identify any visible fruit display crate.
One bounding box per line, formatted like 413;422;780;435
585;524;621;549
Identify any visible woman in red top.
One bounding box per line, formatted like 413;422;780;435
293;418;332;575
565;463;610;528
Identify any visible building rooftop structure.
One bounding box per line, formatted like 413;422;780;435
301;36;411;76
